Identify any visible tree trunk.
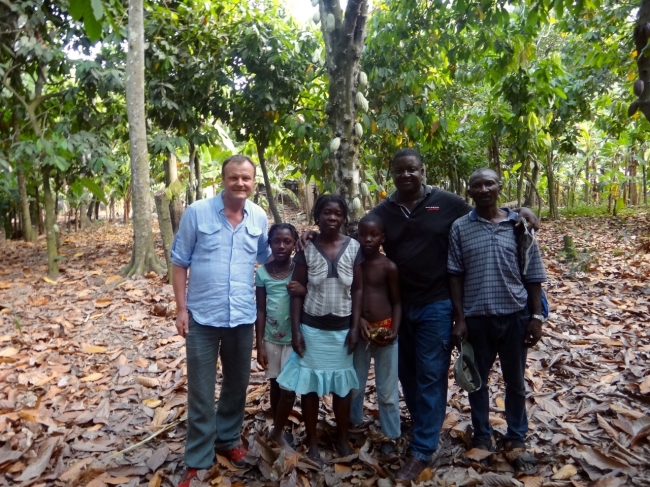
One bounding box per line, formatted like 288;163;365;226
124;184;131;223
563;235;578;261
35;185;44;235
195;151;203;201
42;167;58;277
17;169;34;243
79;203;93;230
164;149;178;187
517;159;526;207
187;141;196;206
490;135;501;179
87;200;95;221
524;161;539;208
630;156;639;205
321;0;369;234
257;141;282;223
154;190;174;284
642;164;648;206
164;149;183;233
633;2;650;121
546;152;558;220
109;196;115;221
121;0;165;277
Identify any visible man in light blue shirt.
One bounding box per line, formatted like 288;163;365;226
171;155;271;485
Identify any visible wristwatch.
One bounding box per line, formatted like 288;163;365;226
531;314;546;323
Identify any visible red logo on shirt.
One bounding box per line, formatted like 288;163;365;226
426;206;439;211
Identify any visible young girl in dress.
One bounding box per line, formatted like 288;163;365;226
255;223;303;445
276;195;363;463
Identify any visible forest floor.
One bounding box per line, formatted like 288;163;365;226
1;208;650;487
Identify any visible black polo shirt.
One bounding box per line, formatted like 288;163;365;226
371;185;472;305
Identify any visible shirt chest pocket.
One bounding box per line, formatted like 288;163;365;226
242;225;261;254
197;223;222;251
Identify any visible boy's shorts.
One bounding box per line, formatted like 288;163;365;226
264;341;292;379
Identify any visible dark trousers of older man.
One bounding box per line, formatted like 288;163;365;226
398;299;453;462
184;314;254;469
466;309;529;445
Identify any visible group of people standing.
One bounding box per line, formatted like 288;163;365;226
170;149;547;486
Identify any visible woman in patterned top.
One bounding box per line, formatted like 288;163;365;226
277;195;363;464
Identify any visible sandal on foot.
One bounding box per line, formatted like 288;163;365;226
504;441;536;475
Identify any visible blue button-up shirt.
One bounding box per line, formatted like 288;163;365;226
171;192;271;327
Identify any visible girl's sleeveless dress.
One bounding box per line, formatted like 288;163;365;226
277;237;361;397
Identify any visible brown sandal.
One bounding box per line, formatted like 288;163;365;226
396;455;429;482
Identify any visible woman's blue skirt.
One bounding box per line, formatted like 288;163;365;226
277;324;359;397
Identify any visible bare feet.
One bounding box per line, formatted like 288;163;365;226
396;455;429;482
268;428;288;447
336;439;354;457
306;442;323;467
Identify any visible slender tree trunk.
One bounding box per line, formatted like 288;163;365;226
633;2;650;121
257;141;282;223
195;151;203;201
630;156;639;205
17;169;34;243
584;157;590;204
524;161;539;208
42;167;58;276
517;158;526;207
164;149;183;233
109;196;115;221
87;200;95;221
122;0;164;277
321;0;369;234
154;189;174;284
546;152;558;220
35;185;44;235
642;164;648;206
187;141;196;206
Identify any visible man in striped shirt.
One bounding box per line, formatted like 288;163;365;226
448;168;546;475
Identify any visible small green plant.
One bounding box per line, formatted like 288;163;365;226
14;317;21;332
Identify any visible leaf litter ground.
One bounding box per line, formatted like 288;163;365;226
1;210;650;487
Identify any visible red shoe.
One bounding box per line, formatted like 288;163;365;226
216;444;248;468
178;468;198;487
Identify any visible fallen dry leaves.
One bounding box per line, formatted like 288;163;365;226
0;211;649;486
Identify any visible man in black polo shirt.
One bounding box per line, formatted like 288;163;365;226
371;149;537;481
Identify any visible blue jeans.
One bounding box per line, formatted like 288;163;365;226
398;300;452;461
466;309;529;444
350;339;400;439
185;315;254;468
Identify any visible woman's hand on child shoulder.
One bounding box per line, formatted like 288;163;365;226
292;331;306;358
296;230;318;252
287;281;307;297
256;342;269;370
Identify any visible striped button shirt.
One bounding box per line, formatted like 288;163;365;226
447;208;546;317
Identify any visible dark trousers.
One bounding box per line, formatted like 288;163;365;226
398;299;452;461
466;308;529;444
185;316;254;468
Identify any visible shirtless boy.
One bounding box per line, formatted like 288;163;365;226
350;213;402;454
